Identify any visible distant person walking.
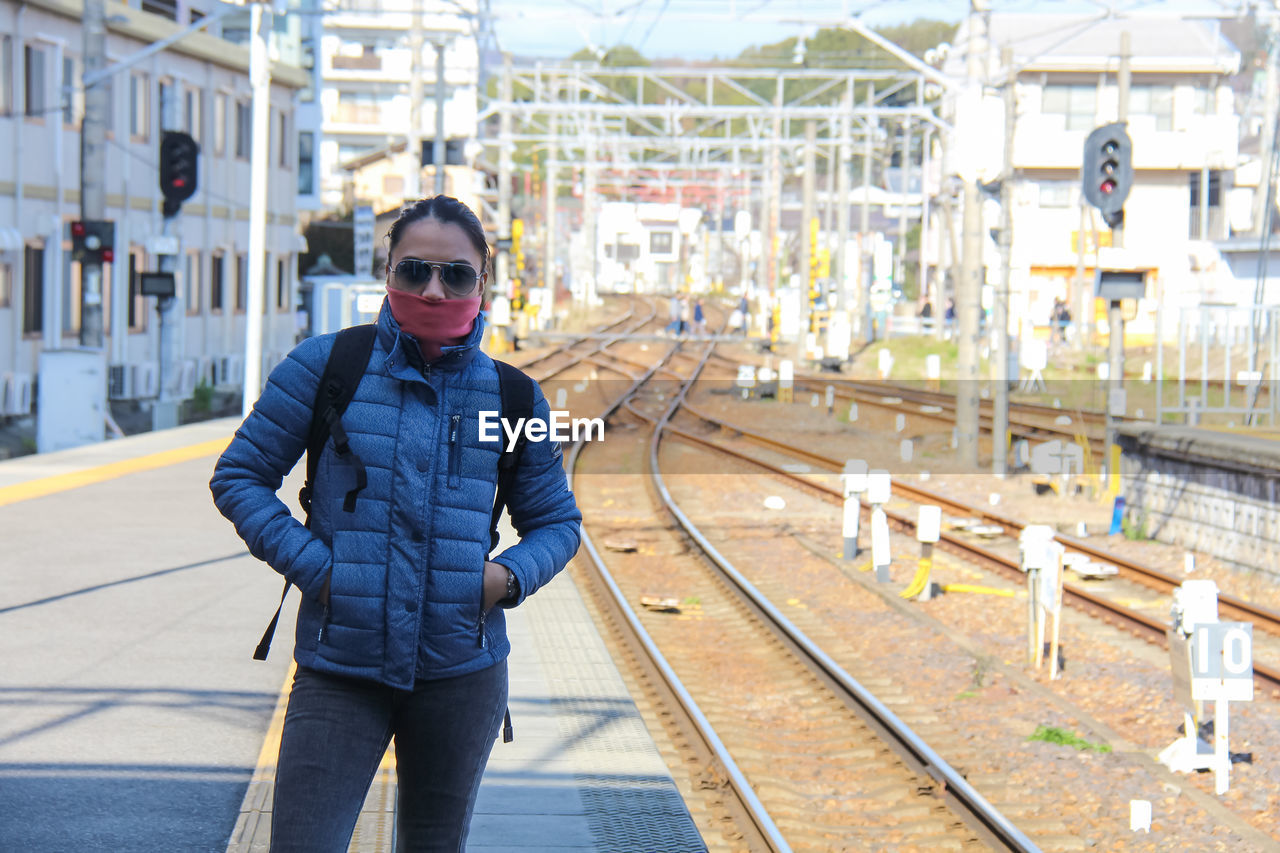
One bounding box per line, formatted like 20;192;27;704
693;298;706;336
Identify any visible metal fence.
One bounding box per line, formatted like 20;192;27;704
1157;304;1280;426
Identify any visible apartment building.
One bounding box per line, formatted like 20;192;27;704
944;14;1240;338
0;0;309;420
317;0;480;212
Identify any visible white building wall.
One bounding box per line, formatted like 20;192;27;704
0;0;306;410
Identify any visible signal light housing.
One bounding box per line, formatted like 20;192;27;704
1082;122;1132;229
159;130;200;215
70;220;116;265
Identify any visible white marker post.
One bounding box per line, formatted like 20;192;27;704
840;459;869;559
867;469;892;582
778;359;794;403
915;505;941;601
878;348;893;379
1019;525;1056;667
1160;580;1253;795
825;385;835;415
925;353;941;392
1042;542;1065;679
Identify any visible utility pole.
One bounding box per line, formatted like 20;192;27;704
583;121;597;307
242;1;272;417
433;38;447;195
80;0;108;349
1103;31;1131;483
497;55;512;297
798;120;816;365
1252;13;1279;238
837;87;852;320
407;0;424;198
992;46;1016;477
956;0;986;467
861;83;874;343
896;119;910;294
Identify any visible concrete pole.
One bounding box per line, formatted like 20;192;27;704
80;0;108;349
993;46;1016;477
896;120;910;294
583;125;597;307
496;54;512;296
955;1;985;467
433;40;447;196
406;0;423;199
1105;31;1131;481
837;89;851;317
242;2;272;417
798;120;816;364
544;157;557;300
861;83;874;342
1253;15;1278;238
919;127;932;318
769;81;783;301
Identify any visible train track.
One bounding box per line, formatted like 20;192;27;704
659;394;1280;695
567;339;1040;851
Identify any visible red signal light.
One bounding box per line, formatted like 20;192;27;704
71;221;86;237
102;249;114;263
1100;179;1117;195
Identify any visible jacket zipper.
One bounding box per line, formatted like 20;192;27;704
477;605;487;648
318;603;329;645
448;413;461;488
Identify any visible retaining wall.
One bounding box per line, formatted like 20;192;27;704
1118;423;1280;577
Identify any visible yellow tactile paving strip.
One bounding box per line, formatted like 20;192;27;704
224;662;399;853
0;437;231;506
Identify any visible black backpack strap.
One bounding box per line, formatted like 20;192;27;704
489;359;536;555
298;324;379;523
256;324;378;661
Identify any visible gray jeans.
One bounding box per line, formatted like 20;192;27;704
270;660;508;852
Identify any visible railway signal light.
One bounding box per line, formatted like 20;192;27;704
70;220;115;264
159;130;200;215
1082;122;1132;229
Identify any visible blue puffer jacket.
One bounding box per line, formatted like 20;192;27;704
210;301;582;690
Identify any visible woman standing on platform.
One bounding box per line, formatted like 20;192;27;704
210;196;582;852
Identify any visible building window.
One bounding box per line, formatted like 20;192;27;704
23;245;43;335
1189;171;1223;239
24;44;47;118
210;252;224;311
141;0;178;21
335;92;381;125
650;231;673;254
1042;83;1095;131
0;262;11;307
278;109;289;167
1193;85;1215;116
1038;181;1073;208
61;56;76;124
185;251;202;315
214;92;227;155
184;87;203;141
235;252;247;311
276;257;287;309
128;251;147;331
0;36;12;116
235;100;251;159
1130;84;1173;131
130;72;150;139
298;131;314;195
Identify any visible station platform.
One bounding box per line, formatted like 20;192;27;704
0;419;704;852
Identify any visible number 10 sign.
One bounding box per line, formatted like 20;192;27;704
1191;622;1254;702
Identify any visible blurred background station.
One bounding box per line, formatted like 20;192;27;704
5;1;1280;851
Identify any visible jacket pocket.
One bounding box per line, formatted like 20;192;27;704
447;413;462;489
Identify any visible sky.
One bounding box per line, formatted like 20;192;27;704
489;0;1244;61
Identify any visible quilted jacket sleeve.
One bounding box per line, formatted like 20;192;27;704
209;336;334;601
490;386;582;605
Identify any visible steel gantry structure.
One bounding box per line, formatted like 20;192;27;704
479;60;948;339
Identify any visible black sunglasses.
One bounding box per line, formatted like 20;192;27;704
392;259;481;297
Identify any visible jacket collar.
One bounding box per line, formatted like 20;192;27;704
376;298;486;378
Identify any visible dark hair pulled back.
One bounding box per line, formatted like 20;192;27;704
385;195;490;275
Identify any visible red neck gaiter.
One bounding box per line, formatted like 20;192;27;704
385;286;482;361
